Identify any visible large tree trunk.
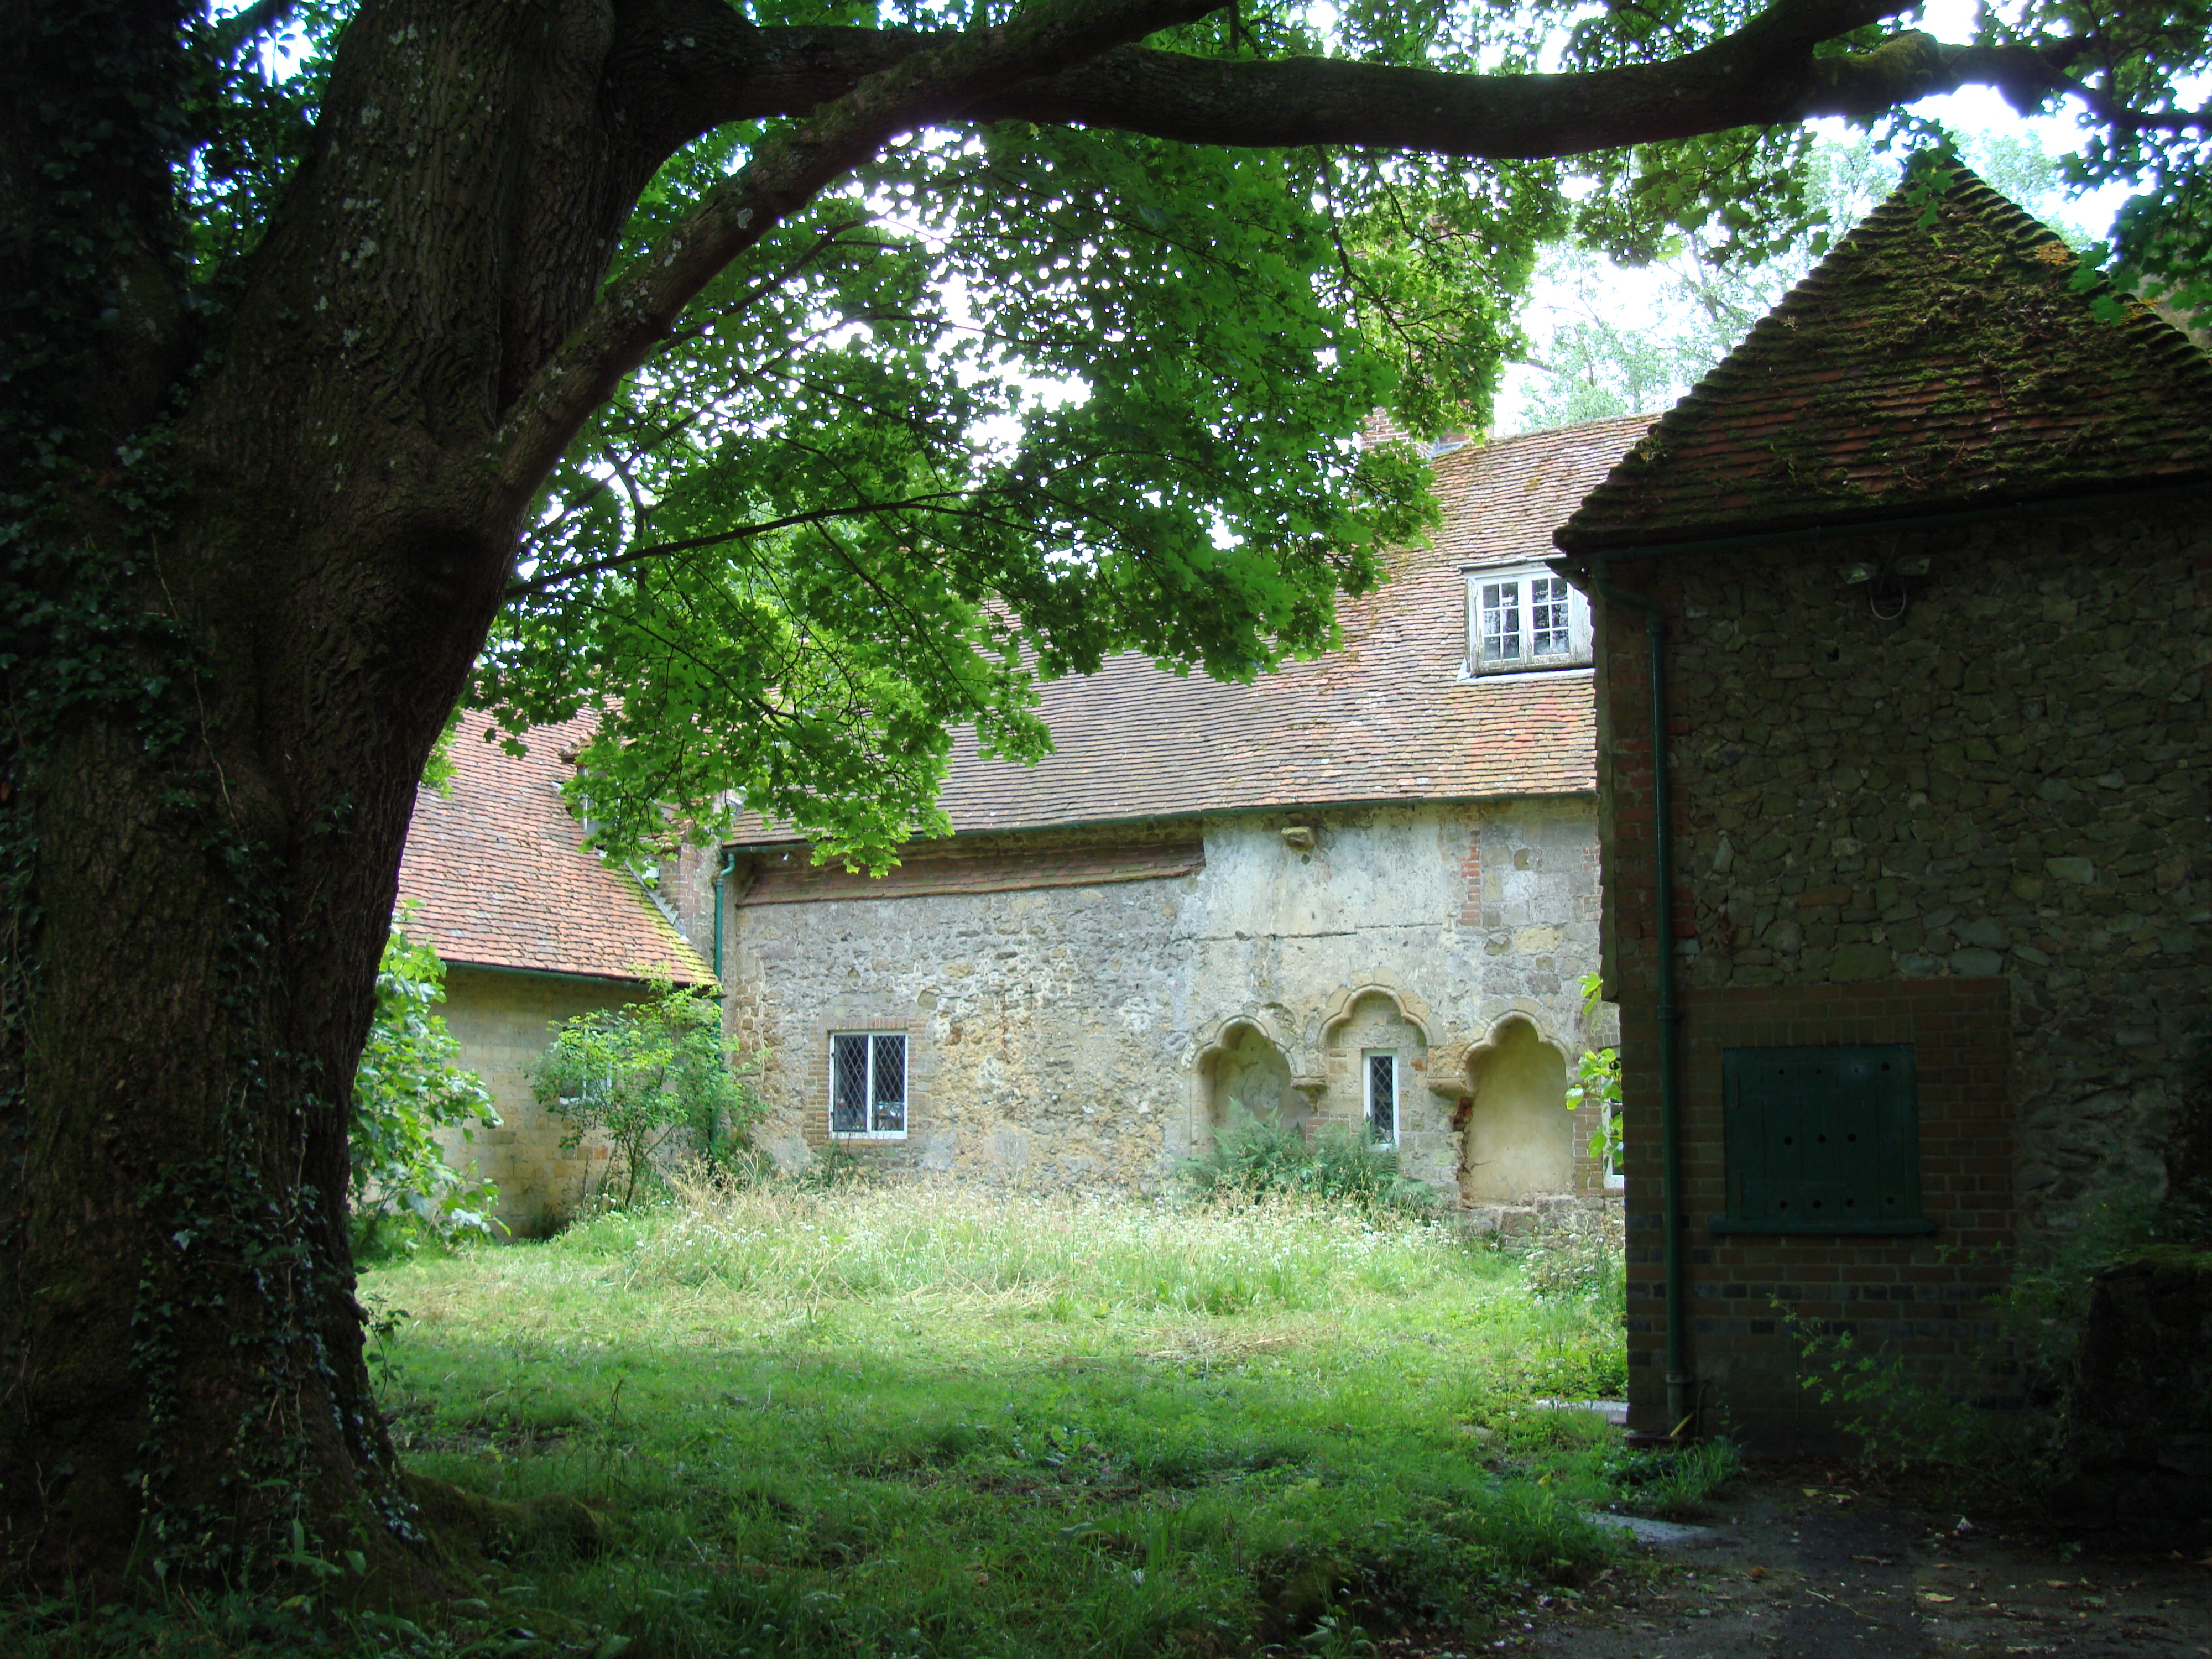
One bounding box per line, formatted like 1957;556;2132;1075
0;0;1202;1588
1;0;653;1584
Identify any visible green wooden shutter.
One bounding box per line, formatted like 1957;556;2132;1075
1715;1045;1931;1234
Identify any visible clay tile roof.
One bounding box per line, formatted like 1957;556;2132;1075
1554;165;2212;555
396;710;711;985
732;414;1650;844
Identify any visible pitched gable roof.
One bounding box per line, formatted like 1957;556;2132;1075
397;711;711;985
1555;165;2212;555
733;413;1649;845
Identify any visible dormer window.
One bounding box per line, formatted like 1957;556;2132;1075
1464;564;1592;675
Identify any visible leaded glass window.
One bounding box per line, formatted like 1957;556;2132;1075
1365;1051;1397;1147
830;1032;907;1138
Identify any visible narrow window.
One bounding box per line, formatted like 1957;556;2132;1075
1480;580;1521;665
870;1033;906;1134
830;1032;908;1139
1365;1051;1397;1147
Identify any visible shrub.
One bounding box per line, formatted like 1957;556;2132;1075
1783;1192;2201;1496
1564;972;1623;1175
349;913;499;1255
1177;1112;1441;1216
530;982;762;1211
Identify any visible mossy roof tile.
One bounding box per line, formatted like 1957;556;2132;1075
1554;166;2212;554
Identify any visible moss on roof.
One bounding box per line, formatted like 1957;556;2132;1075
1555;164;2212;554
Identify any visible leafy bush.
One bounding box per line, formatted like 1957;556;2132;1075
1784;1192;2201;1495
1519;1202;1626;1306
1177;1111;1441;1215
530;983;761;1211
349;914;499;1255
1564;972;1622;1174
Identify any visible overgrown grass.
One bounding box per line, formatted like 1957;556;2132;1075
11;1182;1638;1658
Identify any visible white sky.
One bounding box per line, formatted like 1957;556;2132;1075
1489;0;2162;430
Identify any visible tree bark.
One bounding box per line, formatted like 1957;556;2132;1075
0;0;1216;1587
0;0;2095;1593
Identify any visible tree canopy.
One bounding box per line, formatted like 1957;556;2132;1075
10;0;2212;1594
101;1;2212;867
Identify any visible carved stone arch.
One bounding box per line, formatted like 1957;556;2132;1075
1464;1004;1576;1073
1187;1006;1295;1071
1185;1009;1308;1156
1314;976;1441;1050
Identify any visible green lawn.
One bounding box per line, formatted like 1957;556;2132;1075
359;1182;1632;1657
9;1183;1663;1658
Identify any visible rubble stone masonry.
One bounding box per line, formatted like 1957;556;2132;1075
1596;495;2212;1443
674;799;1618;1204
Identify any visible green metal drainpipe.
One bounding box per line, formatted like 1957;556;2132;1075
1588;554;1691;1439
712;847;737;993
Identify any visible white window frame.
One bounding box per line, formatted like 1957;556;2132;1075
1364;1050;1399;1149
1463;564;1592;676
830;1031;908;1140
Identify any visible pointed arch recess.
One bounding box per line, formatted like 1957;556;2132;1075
1316;979;1441;1050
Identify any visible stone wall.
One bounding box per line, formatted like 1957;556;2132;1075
436;966;648;1232
687;798;1615;1204
1595;494;2212;1442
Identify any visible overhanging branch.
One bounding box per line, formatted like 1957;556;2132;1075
655;1;2086;160
490;0;1225;509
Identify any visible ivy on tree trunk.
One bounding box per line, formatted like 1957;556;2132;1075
0;0;2188;1596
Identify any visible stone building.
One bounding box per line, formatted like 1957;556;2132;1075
663;417;1653;1206
1552;168;2212;1447
397;710;711;1230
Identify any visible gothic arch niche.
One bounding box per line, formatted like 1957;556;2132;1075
1324;990;1428;1144
1458;1015;1574;1204
1201;1022;1305;1148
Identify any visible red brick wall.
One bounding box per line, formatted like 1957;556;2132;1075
1619;978;2014;1446
1455;818;1483;928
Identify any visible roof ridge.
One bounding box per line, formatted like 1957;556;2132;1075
1556;162;2212;552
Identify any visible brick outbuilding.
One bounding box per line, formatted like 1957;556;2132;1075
1553;165;2212;1447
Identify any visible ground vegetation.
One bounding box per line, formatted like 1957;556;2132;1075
10;1183;1647;1655
7;0;2211;1595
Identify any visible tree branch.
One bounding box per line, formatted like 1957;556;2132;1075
509;492;980;600
647;2;2096;161
489;0;1225;509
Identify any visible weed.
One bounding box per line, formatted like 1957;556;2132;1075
1177;1112;1441;1215
1517;1203;1626;1307
1604;1438;1744;1520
